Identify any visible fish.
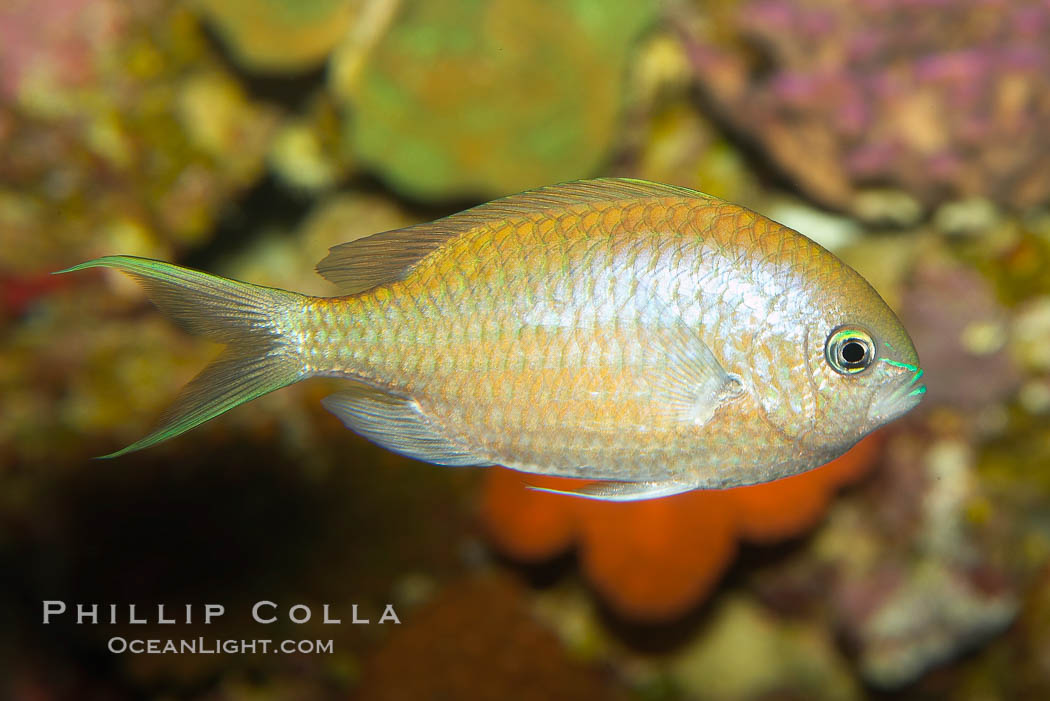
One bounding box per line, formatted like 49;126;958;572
59;179;924;500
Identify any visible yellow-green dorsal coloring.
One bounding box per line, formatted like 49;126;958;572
60;179;924;500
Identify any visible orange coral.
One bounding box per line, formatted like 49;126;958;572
730;433;883;544
481;433;884;621
576;490;737;620
481;470;577;561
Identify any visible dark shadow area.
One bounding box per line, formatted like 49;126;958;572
182;175;315;270
490;549;579;590
197;21;328;109
1;422;478;698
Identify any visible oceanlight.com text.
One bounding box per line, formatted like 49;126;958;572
107;637;334;655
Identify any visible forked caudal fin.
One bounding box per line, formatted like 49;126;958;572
56;256;306;457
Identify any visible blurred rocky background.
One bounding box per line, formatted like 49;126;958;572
3;0;1050;699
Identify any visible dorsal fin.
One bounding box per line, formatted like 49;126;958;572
315;178;713;293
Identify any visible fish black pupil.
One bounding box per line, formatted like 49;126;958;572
841;340;866;364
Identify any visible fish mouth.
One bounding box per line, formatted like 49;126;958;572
868;361;926;425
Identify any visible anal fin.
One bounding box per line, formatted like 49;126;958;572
527;479;695;502
322;385;490;467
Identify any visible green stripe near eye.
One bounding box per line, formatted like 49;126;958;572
881;358;920;373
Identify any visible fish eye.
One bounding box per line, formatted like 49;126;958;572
825;327;875;375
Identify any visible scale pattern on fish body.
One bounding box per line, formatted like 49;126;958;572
62;179;924;499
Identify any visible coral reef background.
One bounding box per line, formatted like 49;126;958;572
3;0;1050;698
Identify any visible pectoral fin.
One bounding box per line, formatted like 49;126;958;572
527;479;696;502
648;322;745;426
322;385;490;467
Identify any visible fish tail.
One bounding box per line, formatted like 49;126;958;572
56;256;306;457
